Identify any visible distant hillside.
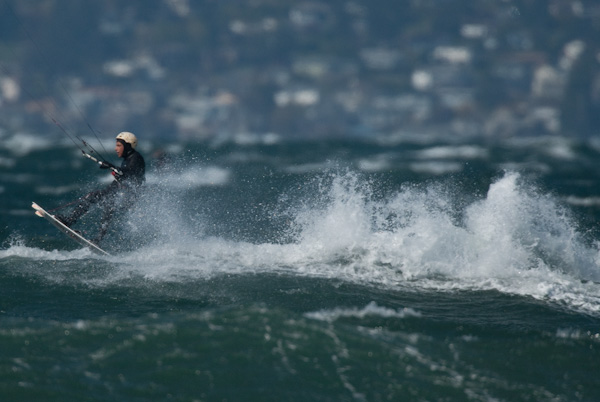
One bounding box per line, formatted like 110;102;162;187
1;0;599;140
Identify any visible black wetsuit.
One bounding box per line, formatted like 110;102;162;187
116;148;146;187
60;145;145;242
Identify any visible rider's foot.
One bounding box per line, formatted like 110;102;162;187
55;214;74;227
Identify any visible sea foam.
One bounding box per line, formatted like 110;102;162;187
10;169;600;315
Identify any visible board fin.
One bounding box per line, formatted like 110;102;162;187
32;202;110;256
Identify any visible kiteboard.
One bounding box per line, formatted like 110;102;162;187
31;202;110;256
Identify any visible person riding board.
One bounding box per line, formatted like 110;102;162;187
57;132;145;244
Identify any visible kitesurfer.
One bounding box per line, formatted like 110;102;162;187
56;131;145;244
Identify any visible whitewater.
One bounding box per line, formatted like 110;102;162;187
1;137;600;400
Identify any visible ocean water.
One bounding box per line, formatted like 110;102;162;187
1;133;600;401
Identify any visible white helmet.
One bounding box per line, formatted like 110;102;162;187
116;131;138;149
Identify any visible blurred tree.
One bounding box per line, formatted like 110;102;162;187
561;45;599;137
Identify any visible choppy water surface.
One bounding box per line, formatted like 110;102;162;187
2;135;600;400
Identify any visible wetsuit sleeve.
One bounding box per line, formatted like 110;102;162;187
118;152;146;187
